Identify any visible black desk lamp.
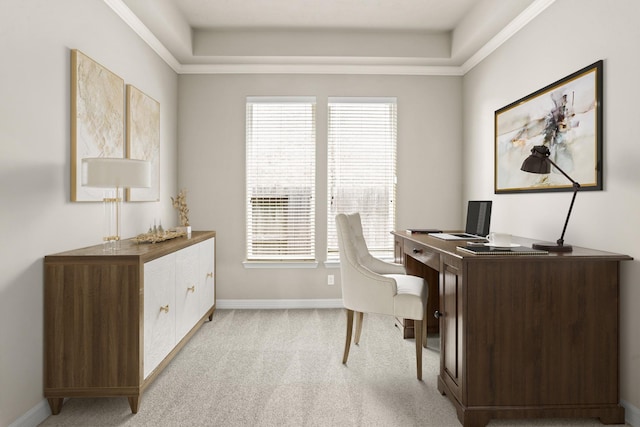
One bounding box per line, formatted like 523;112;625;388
520;145;580;252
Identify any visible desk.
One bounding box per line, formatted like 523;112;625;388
392;231;632;427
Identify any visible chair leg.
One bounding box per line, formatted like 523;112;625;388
423;314;428;348
354;311;364;345
343;309;354;364
415;318;423;380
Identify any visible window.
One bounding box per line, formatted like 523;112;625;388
327;97;398;260
246;97;316;261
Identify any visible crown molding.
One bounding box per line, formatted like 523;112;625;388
105;0;555;76
461;0;556;74
103;0;182;73
179;62;464;76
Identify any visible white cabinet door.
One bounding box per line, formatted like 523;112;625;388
175;244;201;341
143;253;176;379
198;238;215;318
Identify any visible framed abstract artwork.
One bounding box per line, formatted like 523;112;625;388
70;49;125;202
494;60;603;194
126;84;160;202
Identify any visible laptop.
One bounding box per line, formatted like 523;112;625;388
430;201;492;241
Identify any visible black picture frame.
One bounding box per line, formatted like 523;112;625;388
494;60;603;194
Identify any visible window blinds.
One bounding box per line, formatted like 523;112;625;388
246;97;316;260
327;97;397;259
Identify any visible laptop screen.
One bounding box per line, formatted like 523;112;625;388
465;201;492;237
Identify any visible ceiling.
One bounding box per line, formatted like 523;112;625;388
150;0;480;31
113;0;553;74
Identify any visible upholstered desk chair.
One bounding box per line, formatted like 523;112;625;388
335;213;428;380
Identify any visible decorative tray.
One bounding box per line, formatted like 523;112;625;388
133;229;186;244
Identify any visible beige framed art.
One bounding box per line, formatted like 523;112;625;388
126;84;160;202
70;49;125;202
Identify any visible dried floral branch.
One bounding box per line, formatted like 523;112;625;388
171;189;190;226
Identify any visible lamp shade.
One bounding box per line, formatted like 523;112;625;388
82;158;151;188
520;145;551;174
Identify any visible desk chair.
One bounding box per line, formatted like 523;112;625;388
335;213;428;380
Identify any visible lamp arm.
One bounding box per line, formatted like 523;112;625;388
546;158;581;246
546;157;579;187
556;185;578;246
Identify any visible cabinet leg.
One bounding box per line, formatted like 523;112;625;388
598;406;625;424
437;376;447;395
128;396;140;414
47;398;63;415
461;412;490;427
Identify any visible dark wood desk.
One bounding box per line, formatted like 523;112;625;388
392;231;632;427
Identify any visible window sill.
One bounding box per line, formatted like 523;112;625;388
243;261;319;269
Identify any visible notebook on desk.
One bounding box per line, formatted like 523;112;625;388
430;200;492;241
457;245;548;255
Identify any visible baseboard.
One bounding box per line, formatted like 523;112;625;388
216;298;343;309
622;399;640;427
9;398;50;427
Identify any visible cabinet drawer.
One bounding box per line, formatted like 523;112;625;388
404;240;439;270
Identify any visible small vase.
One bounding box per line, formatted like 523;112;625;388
176;225;192;238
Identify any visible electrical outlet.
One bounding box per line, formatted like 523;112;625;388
328;274;335;285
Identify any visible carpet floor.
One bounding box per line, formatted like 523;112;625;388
39;308;629;427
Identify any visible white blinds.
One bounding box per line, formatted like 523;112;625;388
246;97;316;260
327;97;397;259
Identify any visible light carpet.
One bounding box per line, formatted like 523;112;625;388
39;309;628;427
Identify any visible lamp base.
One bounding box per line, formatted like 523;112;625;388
532;242;573;252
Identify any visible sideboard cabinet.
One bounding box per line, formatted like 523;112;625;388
44;231;216;414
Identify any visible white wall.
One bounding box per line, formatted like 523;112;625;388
462;0;640;418
0;1;178;425
178;74;463;300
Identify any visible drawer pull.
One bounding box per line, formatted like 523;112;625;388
160;304;170;313
434;310;444;319
187;285;196;293
412;248;422;254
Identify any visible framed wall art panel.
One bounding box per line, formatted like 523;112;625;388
126;84;160;202
70;49;125;202
494;60;603;194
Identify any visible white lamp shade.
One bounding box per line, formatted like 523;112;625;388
82;158;151;188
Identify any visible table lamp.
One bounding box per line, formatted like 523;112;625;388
520;145;580;252
82;158;151;251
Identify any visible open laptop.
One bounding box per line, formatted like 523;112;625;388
430;201;492;241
